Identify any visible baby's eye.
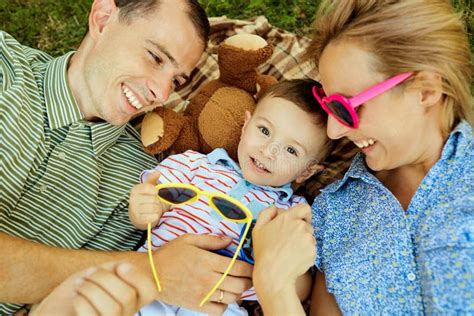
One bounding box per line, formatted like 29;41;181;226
286;147;298;156
259;126;270;136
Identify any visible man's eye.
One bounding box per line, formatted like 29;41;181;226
148;51;163;65
258;126;270;136
286;147;298;156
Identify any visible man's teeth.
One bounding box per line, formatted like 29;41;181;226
354;139;376;148
122;86;143;110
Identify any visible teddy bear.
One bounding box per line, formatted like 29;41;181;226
140;33;277;161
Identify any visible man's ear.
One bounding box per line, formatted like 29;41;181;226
89;0;117;39
295;162;325;184
412;71;443;109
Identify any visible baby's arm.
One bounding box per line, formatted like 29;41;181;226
129;171;170;230
295;270;313;301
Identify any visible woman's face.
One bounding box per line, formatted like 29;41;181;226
318;40;442;172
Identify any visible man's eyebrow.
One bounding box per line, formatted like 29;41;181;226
147;40;190;80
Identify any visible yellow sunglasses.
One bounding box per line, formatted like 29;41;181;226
147;183;253;306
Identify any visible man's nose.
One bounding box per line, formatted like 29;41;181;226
326;115;350;140
146;75;173;105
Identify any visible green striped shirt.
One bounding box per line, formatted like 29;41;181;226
1;31;158;313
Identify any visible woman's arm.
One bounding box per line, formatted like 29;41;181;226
310;270;341;316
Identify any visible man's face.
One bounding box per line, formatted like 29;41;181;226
76;0;204;125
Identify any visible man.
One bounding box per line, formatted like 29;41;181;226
0;0;252;314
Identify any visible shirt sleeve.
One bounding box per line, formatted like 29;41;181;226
311;193;329;271
140;150;205;184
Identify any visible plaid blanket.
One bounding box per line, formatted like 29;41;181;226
149;15;357;205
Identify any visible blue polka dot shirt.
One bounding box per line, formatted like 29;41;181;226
312;121;473;314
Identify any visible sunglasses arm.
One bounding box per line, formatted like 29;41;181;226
199;219;253;306
148;223;162;292
349;72;413;108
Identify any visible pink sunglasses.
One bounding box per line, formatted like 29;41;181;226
312;72;413;128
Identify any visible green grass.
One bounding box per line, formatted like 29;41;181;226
1;0;472;56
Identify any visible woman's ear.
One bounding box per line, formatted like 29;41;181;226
295;162;325;184
413;71;443;109
89;0;117;39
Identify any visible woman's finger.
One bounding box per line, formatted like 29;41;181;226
76;277;123;316
73;294;100;316
254;205;278;228
115;262;158;310
83;267;138;316
289;203;312;223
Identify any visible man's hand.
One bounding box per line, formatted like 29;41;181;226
153;234;253;314
129;171;168;230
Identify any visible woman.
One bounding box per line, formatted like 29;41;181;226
254;0;472;314
305;0;473;314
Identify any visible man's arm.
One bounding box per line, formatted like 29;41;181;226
0;232;137;304
1;232;253;314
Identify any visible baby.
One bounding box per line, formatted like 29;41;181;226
130;79;332;315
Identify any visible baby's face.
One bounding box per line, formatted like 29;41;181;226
237;96;327;187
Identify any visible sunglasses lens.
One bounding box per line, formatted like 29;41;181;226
241;221;256;262
211;197;247;220
326;100;354;127
158;187;197;204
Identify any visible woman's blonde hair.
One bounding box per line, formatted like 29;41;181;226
306;0;473;136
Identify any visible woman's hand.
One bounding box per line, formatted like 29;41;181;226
252;204;316;315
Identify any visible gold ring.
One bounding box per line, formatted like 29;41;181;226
218;290;224;303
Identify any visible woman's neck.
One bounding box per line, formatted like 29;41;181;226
375;166;427;210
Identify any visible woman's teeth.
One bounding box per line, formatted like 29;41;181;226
354;139;376;148
122;85;143;110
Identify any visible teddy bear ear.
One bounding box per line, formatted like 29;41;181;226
255;74;278;100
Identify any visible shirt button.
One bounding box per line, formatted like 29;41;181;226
58;152;67;160
407;273;416;281
39;184;48;193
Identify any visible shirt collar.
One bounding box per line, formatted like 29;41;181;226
323;120;473;194
439;120;472;161
43;52;133;156
90;123;129;157
207;148;294;202
44;51;83;129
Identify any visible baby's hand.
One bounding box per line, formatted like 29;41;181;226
129;171;168;230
